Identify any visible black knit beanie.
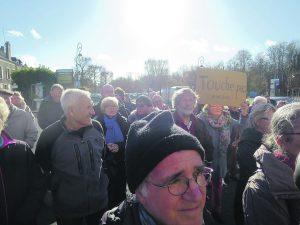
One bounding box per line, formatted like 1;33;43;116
125;110;205;193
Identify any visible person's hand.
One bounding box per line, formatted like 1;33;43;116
240;100;249;117
107;143;119;153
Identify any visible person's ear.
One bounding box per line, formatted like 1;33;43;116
276;135;290;147
135;184;147;205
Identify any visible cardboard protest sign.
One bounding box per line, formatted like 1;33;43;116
196;68;247;107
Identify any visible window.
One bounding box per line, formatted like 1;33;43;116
6;68;10;79
0;66;3;79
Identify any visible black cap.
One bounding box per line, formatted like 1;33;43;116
125;110;205;193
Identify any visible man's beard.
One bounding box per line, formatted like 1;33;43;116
178;108;194;116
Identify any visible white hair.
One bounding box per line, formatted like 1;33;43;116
0;97;9;132
253;96;267;105
60;89;91;115
172;88;197;109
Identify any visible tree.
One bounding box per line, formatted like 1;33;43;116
11;67;57;105
144;59;169;92
227;50;252;72
74;55;92;87
266;41;300;95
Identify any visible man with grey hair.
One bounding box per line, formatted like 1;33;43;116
38;83;64;129
171;88;214;162
36;89;108;225
243;102;300;225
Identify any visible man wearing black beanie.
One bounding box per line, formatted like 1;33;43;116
101;110;212;225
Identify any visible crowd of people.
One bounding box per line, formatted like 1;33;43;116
0;83;300;225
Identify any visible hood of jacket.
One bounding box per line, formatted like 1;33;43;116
240;127;263;144
254;145;300;197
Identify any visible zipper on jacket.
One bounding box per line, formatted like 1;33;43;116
87;140;95;171
73;144;84;175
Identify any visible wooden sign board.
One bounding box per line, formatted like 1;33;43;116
196;68;247;107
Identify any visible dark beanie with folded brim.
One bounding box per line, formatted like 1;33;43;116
125;110;205;193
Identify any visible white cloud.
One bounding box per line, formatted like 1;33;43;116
265;40;276;47
213;45;232;53
7;30;24;37
18;55;39;67
30;29;42;40
96;53;112;61
180;39;209;54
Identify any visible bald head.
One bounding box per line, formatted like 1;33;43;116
101;84;114;98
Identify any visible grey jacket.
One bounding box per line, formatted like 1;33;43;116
198;113;244;177
35;118;109;218
243;146;300;225
5;105;38;148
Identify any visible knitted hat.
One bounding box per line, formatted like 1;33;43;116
125;110;205;193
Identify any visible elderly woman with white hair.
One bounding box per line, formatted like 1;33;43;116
95;96;129;208
243;102;300;225
234;103;276;225
0;96;46;225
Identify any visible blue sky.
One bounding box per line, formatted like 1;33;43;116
1;0;299;78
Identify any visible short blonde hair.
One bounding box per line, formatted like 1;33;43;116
100;97;119;113
0;97;9;132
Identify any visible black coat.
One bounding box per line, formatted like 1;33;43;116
234;127;263;225
0;137;46;225
101;197;215;225
37;96;64;129
172;111;214;163
237;128;263;184
96;113;129;208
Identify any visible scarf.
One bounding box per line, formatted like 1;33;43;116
205;111;231;151
104;115;124;144
138;204;157;225
273;150;296;171
0;131;16;150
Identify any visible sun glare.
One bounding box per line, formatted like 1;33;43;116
123;0;187;43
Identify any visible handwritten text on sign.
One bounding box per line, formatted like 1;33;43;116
196;69;247;107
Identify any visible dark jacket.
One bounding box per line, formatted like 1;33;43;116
0;133;46;225
96;113;129;208
243;146;300;225
237;128;263;187
35;118;109;218
172;111;214;163
234;128;263;225
101;196;214;225
37;95;64;129
96;113;129;160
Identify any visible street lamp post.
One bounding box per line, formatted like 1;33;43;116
75;42;83;88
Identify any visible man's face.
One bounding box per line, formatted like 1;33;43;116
51;87;63;103
69;95;95;129
136;101;152;116
137;150;206;225
101;86;114;98
11;94;22;106
177;93;196;116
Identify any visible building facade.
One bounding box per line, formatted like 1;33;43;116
0;42;23;90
